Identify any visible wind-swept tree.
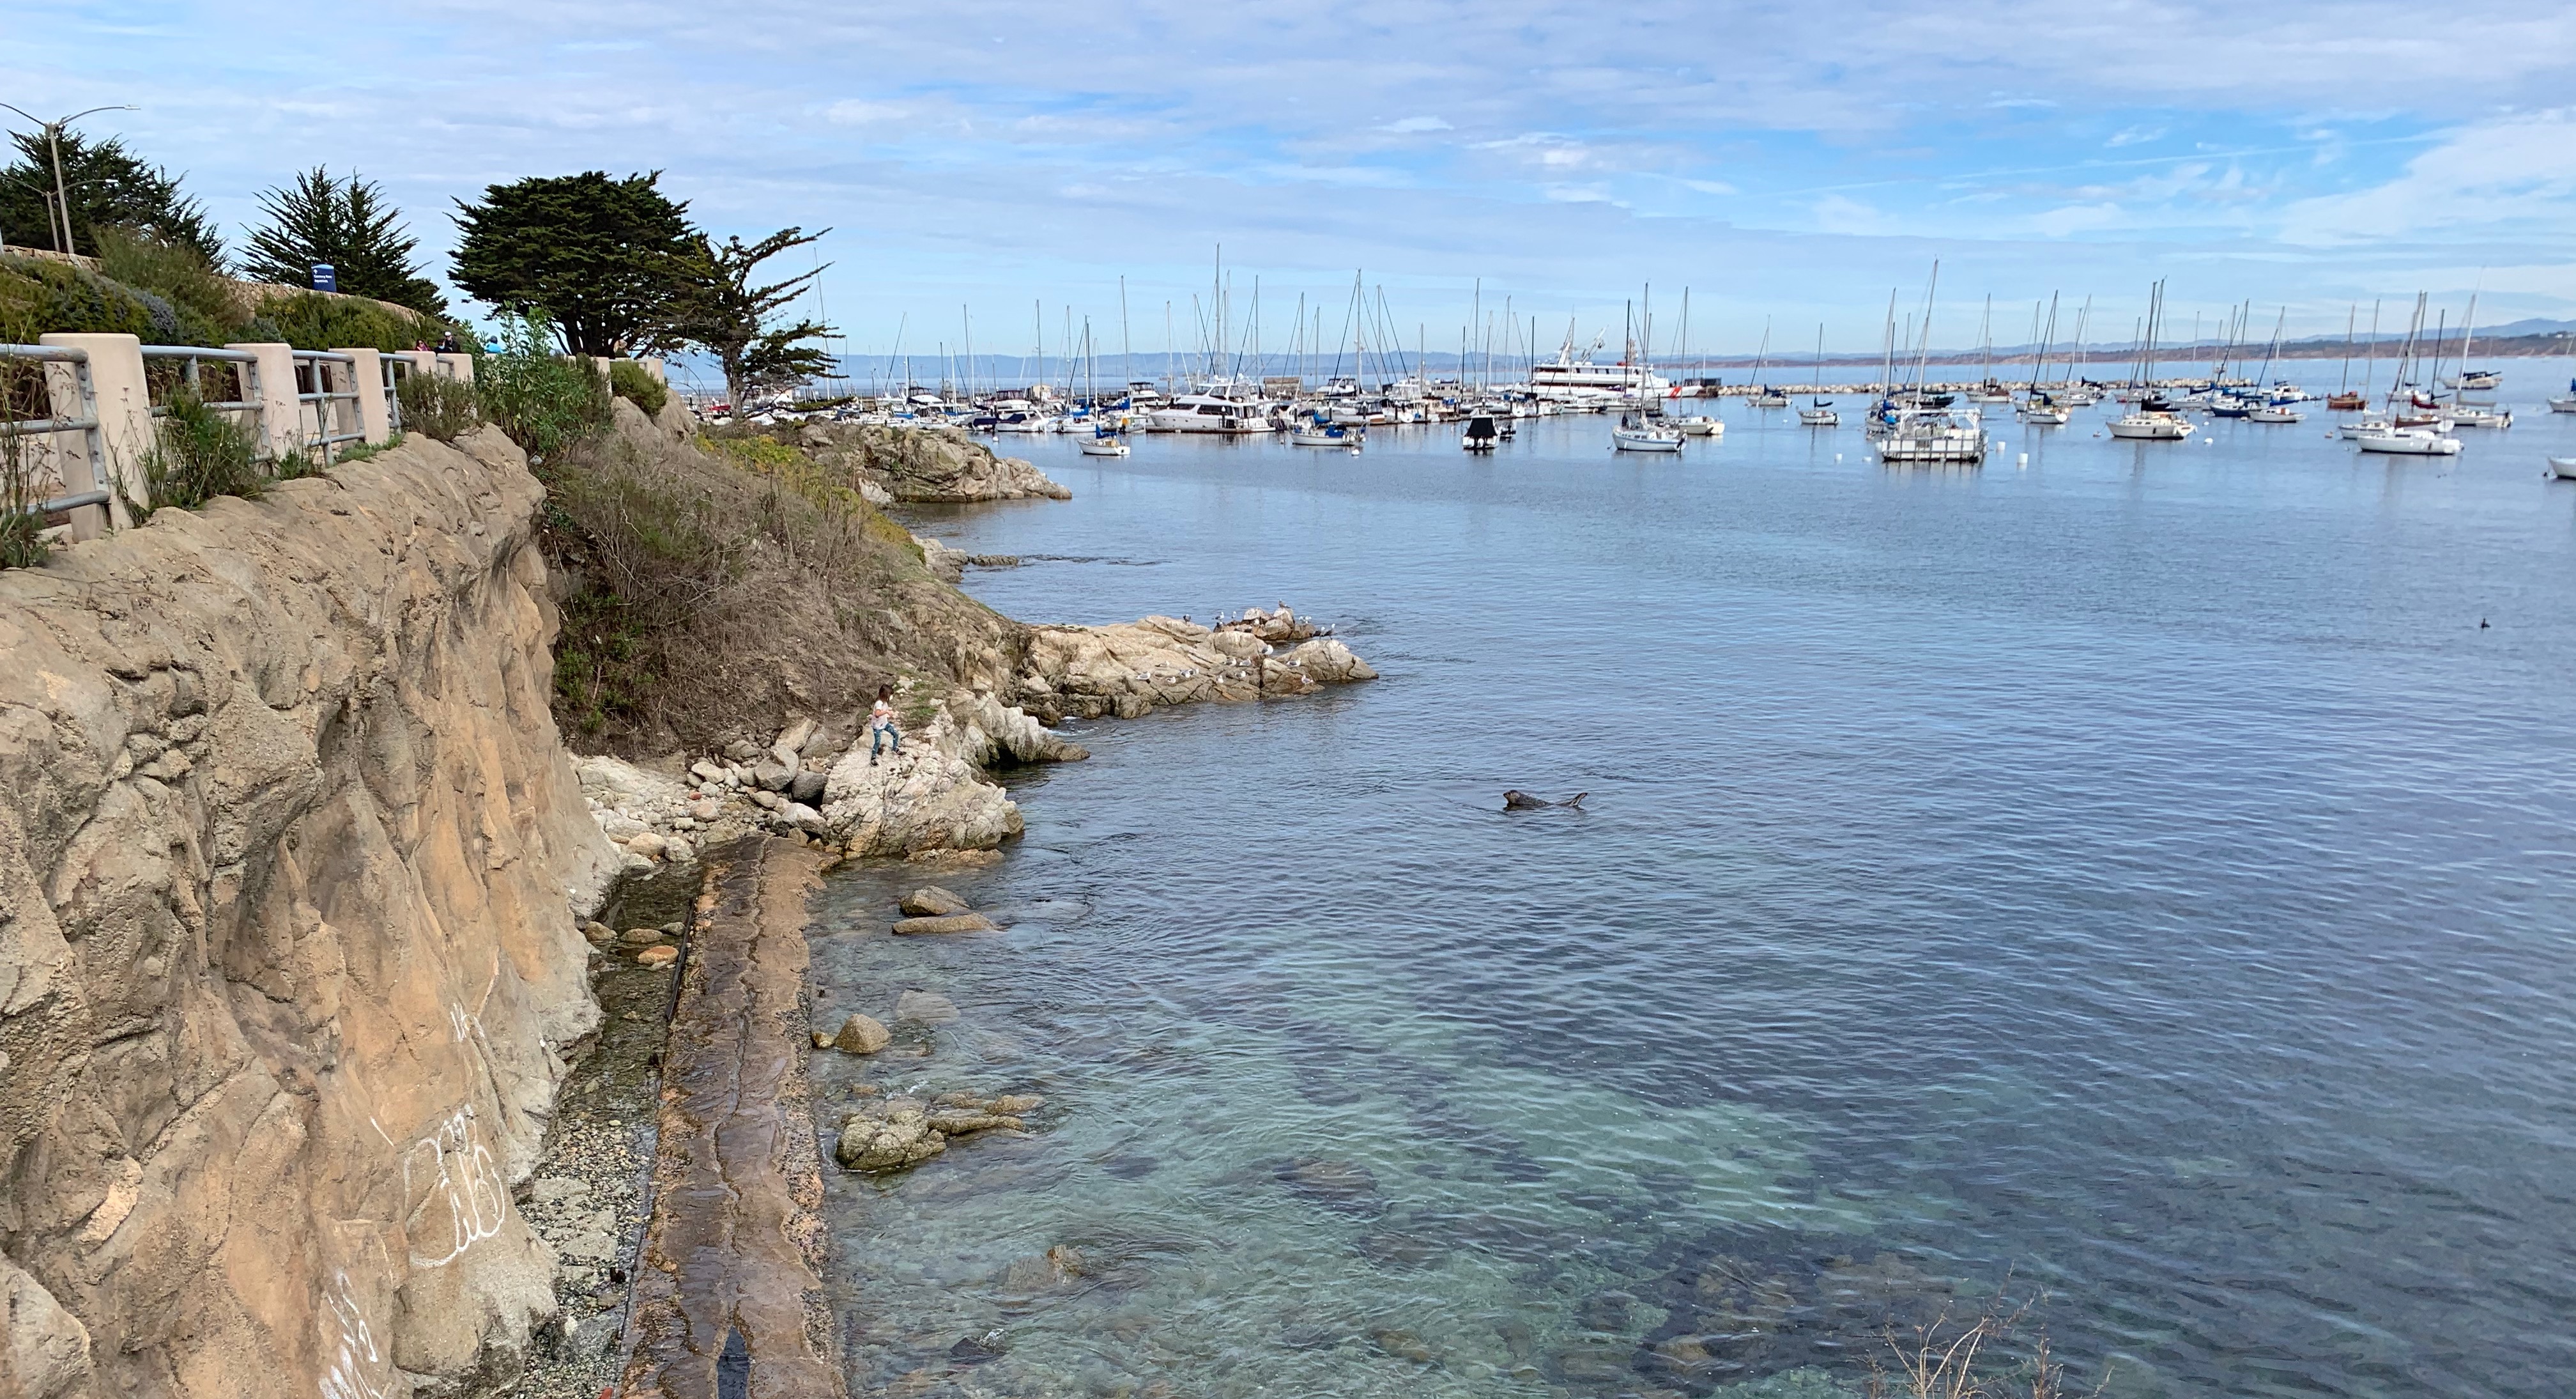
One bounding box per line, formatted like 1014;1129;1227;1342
449;171;696;356
0;129;221;263
671;226;837;404
239;167;447;314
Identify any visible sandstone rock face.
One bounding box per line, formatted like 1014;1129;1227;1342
819;708;1025;856
1013;611;1377;723
0;427;616;1398
802;424;1071;504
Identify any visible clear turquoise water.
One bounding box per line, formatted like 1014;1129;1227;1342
806;364;2576;1399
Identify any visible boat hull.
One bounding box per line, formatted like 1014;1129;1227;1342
1611;429;1684;453
2356;432;2462;456
2107;418;2191;440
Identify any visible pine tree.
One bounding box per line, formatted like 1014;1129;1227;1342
239;167;447;316
450;172;698;357
670;228;836;405
0;129;222;264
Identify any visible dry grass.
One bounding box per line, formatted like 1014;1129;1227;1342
1864;1283;2107;1399
536;414;1025;754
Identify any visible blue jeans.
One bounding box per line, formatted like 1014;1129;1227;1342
871;723;901;757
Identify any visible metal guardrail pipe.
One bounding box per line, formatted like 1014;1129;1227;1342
37;490;111;514
0;342;112;538
139;344;264;419
293;350;365;457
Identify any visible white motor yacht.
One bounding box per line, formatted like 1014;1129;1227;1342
1146;395;1271;433
1675;415;1724;436
2248;405;2304;424
2354;426;2462;456
2446;404;2512;429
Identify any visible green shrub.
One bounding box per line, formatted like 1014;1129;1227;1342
609;359;668;416
475;313;608;459
137;387;264;514
1;417;47;569
247;289;450;352
93;229;247;343
0;253;162;341
397;372;478;442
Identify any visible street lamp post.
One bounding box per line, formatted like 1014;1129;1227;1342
0;104;139;255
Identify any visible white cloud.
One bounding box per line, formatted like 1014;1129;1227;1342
824;100;910;126
1379;116;1452;134
2279;108;2576;245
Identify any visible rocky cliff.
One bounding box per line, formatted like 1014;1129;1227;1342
0;428;618;1398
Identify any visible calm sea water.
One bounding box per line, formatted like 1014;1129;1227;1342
806;362;2576;1399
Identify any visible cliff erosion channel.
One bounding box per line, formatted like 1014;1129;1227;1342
0;412;1373;1399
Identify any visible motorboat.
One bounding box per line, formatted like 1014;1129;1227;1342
2446;404;2512;429
2326;391;2368;411
2354;425;2462;456
2338;412;2391;440
2442;369;2502;392
1462;414;1499;452
1675;415;1724;436
1798;404;1839;426
1146;394;1272;433
1611;415;1684;452
2106;398;2193;440
2549;456;2576;480
1874;406;1987;464
1287;422;1363;449
2248;405;2304;424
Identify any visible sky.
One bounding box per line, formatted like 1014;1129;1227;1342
12;0;2576;364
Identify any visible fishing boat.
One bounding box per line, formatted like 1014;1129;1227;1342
1874;406;1987;464
1611;414;1684;452
1462;414;1499;452
2354;425;2462;456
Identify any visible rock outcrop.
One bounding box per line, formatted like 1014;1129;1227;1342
0;426;617;1398
1012;613;1378;722
792;422;1070;504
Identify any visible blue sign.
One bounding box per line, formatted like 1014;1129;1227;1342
310;263;337;292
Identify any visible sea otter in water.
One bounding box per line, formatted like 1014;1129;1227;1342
1502;790;1586;810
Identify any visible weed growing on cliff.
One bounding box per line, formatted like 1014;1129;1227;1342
475;311;609;458
698;431;923;562
331;431;404;465
397;371;477;442
1;414;47;570
135;385;264;515
608;359;668;416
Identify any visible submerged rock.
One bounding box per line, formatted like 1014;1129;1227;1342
835;1099;948;1172
894;991;960;1024
899;886;971;917
1276;1156;1383;1213
832;1014;891;1054
891;911;998;936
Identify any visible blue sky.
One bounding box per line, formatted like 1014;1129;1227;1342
12;0;2576;359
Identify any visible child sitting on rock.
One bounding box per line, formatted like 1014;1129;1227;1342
868;685;903;765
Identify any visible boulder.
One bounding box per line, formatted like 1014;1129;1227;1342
752;761;794;792
662;835;694;864
831;1014;891;1055
899;886;970;917
636;945;679;968
776;717;818;755
581;922;617;948
625;831;668;860
891;912;997;936
894;990;959;1024
689;759;726;784
620;926;664;948
788;769;827;805
783;801;830;834
834;1101;947;1172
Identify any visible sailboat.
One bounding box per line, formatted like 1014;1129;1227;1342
2245;310;2303;422
2326;305;2366;410
1798;324;1838;425
1970;297;2012;401
2106;281;2193;440
2549;380;2576;414
1613;299;1685;452
1745;320;1789;407
1077;320;1131;454
2016;293;2071;425
1874;263;1989;465
2442;296;2511;428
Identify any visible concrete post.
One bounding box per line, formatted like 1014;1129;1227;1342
436;352;475;384
401;349;438;380
227;343;302;458
39;333;149;532
334;348;391;444
636;356;667;387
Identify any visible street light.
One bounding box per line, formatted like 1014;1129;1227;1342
0;104;139;255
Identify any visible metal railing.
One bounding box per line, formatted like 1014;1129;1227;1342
139;344;267;454
0;344;108;519
295;350;365;460
381;353;413;433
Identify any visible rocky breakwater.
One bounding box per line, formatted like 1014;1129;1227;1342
786;421;1070;505
0;427;620;1398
